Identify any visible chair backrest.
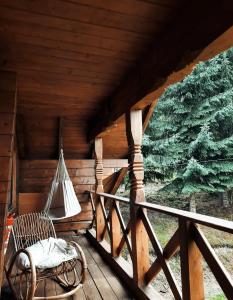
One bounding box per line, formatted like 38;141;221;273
12;213;57;251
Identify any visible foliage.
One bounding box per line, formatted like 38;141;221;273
143;47;233;195
208;294;226;300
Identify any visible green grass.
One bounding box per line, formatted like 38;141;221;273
208;294;226;300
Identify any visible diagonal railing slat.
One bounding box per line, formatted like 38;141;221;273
88;191;233;299
139;207;182;300
145;228;180;284
193;224;233;298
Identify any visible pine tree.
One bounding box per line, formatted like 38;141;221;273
143;47;233;207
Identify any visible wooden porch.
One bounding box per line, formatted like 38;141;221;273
0;1;233;299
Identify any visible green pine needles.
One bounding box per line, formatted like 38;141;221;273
143;47;233;196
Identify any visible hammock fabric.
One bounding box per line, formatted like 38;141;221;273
44;149;81;220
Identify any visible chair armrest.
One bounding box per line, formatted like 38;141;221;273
5;248;37;300
6;248;36;277
68;241;87;283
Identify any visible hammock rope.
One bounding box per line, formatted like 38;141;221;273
44;149;81;220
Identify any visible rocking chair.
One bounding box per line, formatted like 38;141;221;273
5;212;87;300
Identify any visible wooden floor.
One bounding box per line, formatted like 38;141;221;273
1;234;133;300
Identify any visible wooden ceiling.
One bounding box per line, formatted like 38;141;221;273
0;0;232;159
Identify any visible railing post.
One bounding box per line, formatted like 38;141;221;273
126;110;149;287
110;200;121;257
94;137;105;241
179;219;204;300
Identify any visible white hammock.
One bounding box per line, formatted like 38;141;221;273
44;149;81;220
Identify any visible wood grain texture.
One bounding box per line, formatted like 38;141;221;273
18;159;128;232
126;110;149;287
0;0;185;160
179;220;204;300
0;70;16;293
88;1;233;141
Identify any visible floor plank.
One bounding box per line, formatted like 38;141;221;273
88;242;133;299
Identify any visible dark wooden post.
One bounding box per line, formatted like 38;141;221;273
0;71;17;293
126;110;149;286
179;219;204;300
94;137;105;241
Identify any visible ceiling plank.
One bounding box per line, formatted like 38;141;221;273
88;0;233;141
0;0;166;34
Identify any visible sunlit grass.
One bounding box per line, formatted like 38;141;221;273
208;294;226;300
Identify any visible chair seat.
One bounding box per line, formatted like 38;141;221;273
16;237;78;269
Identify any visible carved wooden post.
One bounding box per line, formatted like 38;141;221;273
126;110;149;286
94;137;105;241
179;219;204;300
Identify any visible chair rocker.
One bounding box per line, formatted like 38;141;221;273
5;212;87;300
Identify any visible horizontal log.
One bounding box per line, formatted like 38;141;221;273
0;157;12;181
0;192;10;204
0;71;17;92
0;135;14;156
19;184;94;194
0;181;11;193
0;113;15;134
18;192;93;216
20;167;98;178
20;159;128;169
0;91;16;113
54;210;93;223
54;221;92;232
21;176;96;186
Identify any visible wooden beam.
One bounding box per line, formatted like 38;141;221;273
142;102;157;133
137;24;233;113
0;70;17;294
88;1;233;141
103;167;128;195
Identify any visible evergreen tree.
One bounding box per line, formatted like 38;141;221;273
143;47;233;205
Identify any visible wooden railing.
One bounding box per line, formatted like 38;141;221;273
87;191;233;300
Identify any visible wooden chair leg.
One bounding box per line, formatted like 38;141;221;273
5;249;36;300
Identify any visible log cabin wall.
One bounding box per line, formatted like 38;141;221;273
0;70;17;289
18;159;128;232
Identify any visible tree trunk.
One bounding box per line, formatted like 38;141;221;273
227;190;233;207
189;195;196;213
222;192;229;208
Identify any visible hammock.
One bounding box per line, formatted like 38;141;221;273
44;149;81;220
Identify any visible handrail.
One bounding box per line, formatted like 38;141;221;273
136;202;233;234
90;191;130;204
88;190;233;299
92;191;233;234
